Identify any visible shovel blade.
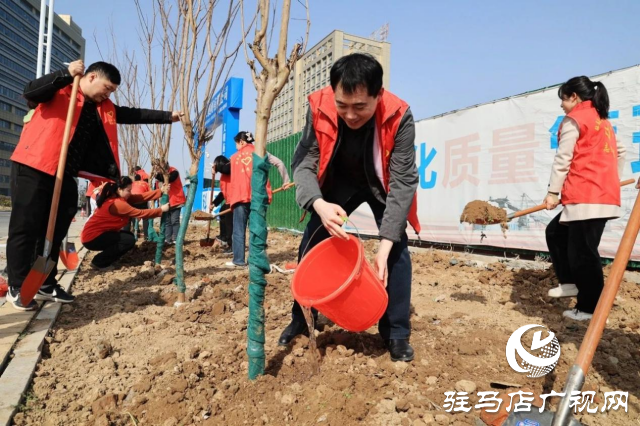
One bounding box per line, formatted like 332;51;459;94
199;238;214;247
21;257;56;305
59;242;79;270
503;410;582;426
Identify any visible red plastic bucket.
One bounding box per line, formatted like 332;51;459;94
291;234;388;332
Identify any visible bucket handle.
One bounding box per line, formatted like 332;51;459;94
300;217;365;280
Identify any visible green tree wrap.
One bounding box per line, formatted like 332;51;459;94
151;193;169;264
175;174;198;294
133;218;139;241
247;154;272;379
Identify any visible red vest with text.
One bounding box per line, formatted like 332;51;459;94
11;85;120;181
228;144;272;207
560;101;620;206
81;198;128;243
308;86;421;235
167;167;187;207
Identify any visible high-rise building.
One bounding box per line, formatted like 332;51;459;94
266;30;391;143
0;0;85;195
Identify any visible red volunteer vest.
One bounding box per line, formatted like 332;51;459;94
131;181;150;195
167;167;186;207
11;85;120;179
81;198;128;243
228;144;272;207
219;173;231;198
308;86;421;235
560;101;620;206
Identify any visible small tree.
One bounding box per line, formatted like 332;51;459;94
96;27;149;176
134;0;179;266
157;0;244;304
241;0;309;379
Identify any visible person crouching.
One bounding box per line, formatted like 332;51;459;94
81;177;169;270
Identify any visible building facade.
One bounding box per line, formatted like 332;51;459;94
266;30;391;143
0;0;84;195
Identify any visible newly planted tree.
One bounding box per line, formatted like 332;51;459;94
240;0;309;378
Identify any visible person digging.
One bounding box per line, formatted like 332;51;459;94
6;60;183;311
279;53;420;362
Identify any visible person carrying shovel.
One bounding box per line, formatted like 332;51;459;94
278;53;420;362
544;76;626;321
6;60;183;311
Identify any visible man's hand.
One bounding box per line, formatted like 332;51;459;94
171;111;185;122
161;203;170;213
161;183;170;194
374;239;393;287
68;60;84;78
312;199;348;240
544;193;560;210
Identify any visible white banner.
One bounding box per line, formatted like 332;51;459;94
347;65;640;260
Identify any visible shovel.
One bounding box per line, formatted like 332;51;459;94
20;74;80;305
473;179;635;226
59;235;79;270
502;181;640;426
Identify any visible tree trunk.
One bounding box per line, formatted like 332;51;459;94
247;153;272;379
174;161;199;303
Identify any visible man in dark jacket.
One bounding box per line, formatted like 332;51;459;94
279;53;420;362
7;60;182;311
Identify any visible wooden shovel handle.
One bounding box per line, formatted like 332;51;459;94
508;179;636;220
44;75;80;257
575;188;640;374
272;182;295;194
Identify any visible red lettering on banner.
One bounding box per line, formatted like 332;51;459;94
489;124;539;184
442;133;481;188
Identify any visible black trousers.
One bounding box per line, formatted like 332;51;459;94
7;163;78;289
218;202;233;246
291;191;413;340
545;213;607;313
85;196;92;215
84;231;136;267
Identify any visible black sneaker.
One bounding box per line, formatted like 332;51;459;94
35;283;75;303
7;286;38;311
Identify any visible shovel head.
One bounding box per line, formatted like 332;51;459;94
503;410;582;426
59;241;79;270
21;256;56;305
199;238;214;247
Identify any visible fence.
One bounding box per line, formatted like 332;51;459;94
266;132;308;232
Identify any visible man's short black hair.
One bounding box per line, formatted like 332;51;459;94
330;53;383;97
86;61;121;85
134;174;141;181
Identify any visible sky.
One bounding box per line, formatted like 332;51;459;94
52;0;640;176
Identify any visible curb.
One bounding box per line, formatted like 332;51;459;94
0;246;88;426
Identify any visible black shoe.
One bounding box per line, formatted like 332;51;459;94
34;283;75;303
6;286;38;311
386;339;414;362
278;320;310;346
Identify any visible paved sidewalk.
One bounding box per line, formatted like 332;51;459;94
0;213;88;425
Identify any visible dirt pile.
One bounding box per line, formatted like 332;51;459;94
12;225;640;425
460;200;508;235
192;210;214;220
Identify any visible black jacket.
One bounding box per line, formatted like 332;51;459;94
23;68;174;181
